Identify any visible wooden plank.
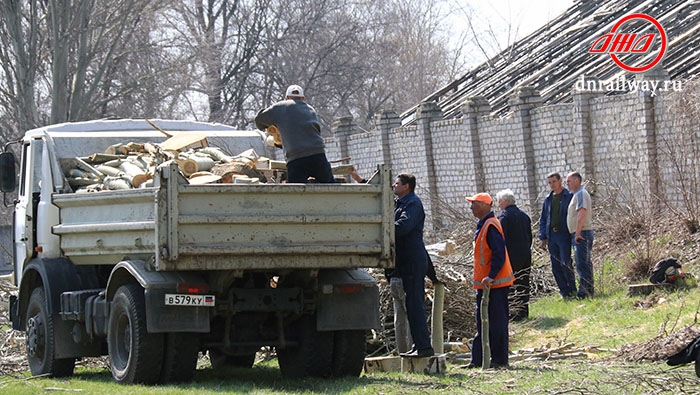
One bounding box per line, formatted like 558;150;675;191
363;356;401;373
400;354;447;374
627;283;675;296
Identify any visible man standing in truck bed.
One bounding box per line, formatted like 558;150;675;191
255;85;335;183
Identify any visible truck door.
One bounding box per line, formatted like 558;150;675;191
14;139;42;283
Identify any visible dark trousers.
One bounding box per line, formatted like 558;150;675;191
548;231;576;297
401;272;432;351
510;265;530;321
286;153;335;183
470;286;509;366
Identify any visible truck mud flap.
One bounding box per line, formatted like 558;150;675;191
316;269;381;331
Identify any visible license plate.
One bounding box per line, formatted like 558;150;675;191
164;294;215;307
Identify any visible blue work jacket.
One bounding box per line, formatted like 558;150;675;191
538;189;573;240
391;191;428;278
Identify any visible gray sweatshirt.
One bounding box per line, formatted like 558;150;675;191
254;99;326;162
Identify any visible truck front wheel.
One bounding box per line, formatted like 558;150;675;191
26;287;75;377
108;284;164;384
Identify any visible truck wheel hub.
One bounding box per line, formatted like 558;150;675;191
26;315;45;358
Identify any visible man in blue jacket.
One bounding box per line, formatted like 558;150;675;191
392;174;433;358
539;172;576;298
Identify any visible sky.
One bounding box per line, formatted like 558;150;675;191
447;0;575;68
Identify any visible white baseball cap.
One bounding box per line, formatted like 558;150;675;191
285;85;304;98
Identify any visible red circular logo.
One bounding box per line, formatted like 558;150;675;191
608;14;667;72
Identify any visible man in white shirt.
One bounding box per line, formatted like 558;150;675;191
566;172;594;298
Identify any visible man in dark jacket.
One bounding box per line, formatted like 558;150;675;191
392;174;433;358
254;85;334;183
497;189;532;321
538;172;576;298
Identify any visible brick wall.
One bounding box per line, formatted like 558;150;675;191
319;72;698;229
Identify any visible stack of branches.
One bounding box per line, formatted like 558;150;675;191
620;323;700;362
0;277;28;376
509;342;616;363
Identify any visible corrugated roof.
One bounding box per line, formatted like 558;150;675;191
401;0;700;123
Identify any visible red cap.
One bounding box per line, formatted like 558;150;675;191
466;193;493;205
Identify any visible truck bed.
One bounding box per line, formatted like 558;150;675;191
52;164;394;270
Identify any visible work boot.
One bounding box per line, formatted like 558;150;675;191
400;348;434;358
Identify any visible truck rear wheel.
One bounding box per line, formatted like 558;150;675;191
26;287;75;377
160;333;200;383
209;349;256;369
108;284;164;384
277;315;333;378
332;330;366;377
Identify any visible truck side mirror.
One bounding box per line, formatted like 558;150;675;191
0;151;17;192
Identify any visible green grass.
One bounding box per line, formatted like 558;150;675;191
2;288;699;394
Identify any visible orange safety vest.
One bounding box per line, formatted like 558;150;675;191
473;216;515;289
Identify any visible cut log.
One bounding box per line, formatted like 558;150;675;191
95;165;122;177
364;356;401;373
103;177;131;190
119;162;147;178
400;354;447;374
81;153;124;164
231;175;259;184
105;143;124;155
232;148;258;162
102;159;124;167
211;162;267;183
132;173;152;188
188;174;221;185
267;125;282;146
67;177;100;187
269;160;287;170
180;156;215;176
75;157;104;179
139;179;154;188
198;147;233;162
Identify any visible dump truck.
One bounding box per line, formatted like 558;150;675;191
1;119;393;384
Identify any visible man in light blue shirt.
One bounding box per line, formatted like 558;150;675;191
566;171;594;299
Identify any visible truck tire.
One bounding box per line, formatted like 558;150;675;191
696;353;700;378
209;349;256;369
332;330;366;377
160;333;199;383
25;287;75;377
108;284;164;384
277;315;333;378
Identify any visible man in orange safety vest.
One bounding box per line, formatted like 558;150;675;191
466;193;514;368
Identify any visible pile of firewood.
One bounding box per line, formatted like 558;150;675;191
65;139;291;193
66;136;357;193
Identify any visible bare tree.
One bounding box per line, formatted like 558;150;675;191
170;0;269;125
0;0;176;134
0;0;46;135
